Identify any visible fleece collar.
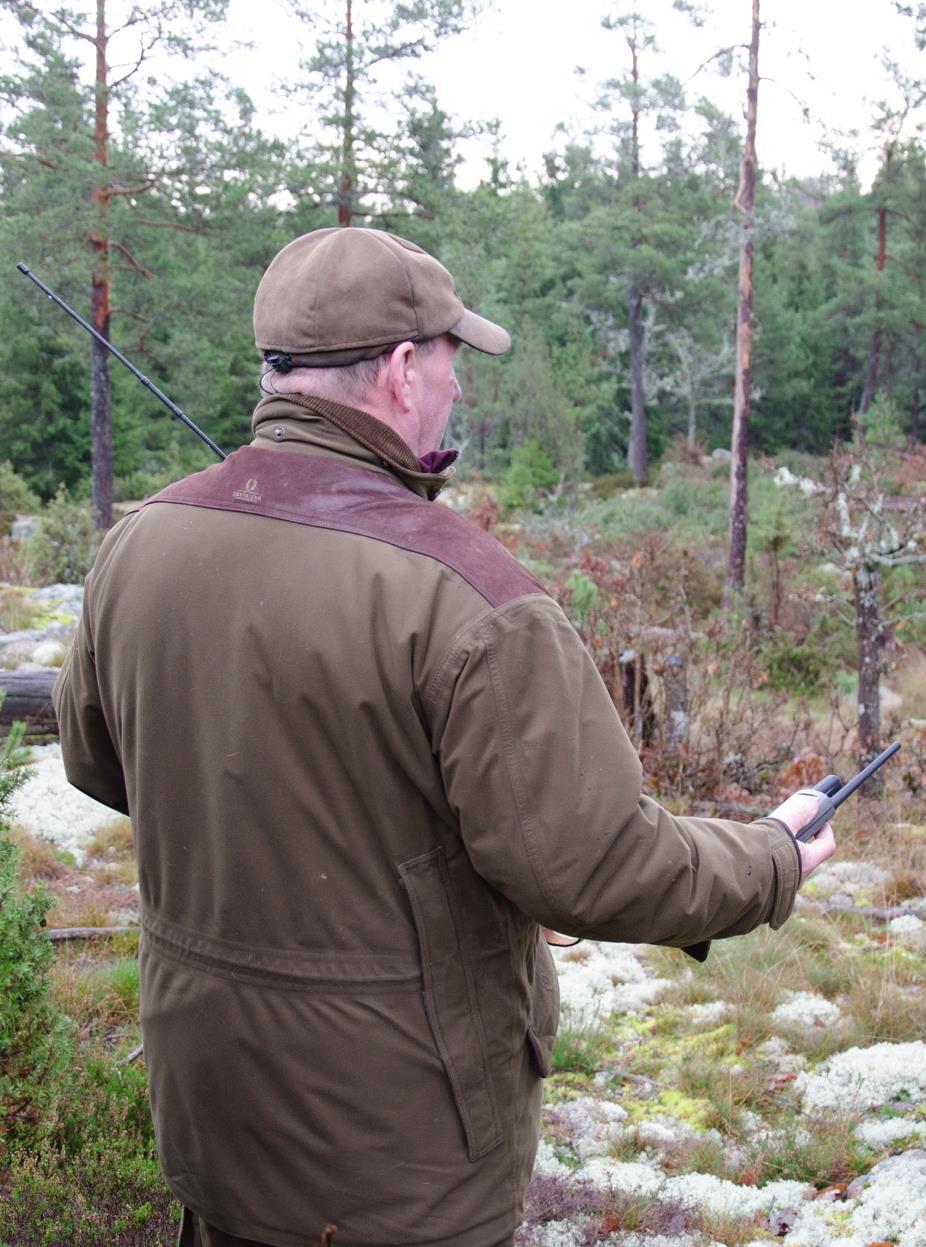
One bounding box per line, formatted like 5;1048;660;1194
250;394;458;501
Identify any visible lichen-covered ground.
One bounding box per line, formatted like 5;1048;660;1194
521;852;926;1247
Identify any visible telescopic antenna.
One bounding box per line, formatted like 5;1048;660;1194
829;741;902;809
16;262;226;461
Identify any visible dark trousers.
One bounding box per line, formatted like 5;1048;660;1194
178;1207;272;1247
178;1205;515;1247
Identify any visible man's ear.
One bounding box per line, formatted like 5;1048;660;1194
384;341;416;413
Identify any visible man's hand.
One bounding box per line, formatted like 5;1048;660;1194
769;790;837;879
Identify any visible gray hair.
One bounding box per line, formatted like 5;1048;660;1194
259;338;439;407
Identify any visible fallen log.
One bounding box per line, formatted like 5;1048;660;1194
0;667;58;735
47;925;138;942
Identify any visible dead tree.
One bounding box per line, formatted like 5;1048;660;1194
779;441;926;767
725;0;760;599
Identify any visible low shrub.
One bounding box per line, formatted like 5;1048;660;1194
0;717;73;1167
500;440;561;513
584;468;637;498
0;1132;177;1246
24;487;100;586
0;462;41;536
760;633;833;695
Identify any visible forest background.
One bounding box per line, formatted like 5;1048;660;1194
3;0;926;507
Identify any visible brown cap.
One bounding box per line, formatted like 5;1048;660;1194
253;228;511;367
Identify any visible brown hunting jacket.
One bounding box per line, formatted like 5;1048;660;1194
53;396;802;1247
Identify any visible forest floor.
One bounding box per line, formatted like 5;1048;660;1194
7;774;926;1246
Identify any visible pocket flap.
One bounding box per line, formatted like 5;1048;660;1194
398;846;502;1161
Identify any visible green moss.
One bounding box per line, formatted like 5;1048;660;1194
544;1071;598;1104
654;1089;716;1131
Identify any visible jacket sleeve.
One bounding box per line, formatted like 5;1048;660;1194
52;572;129;816
424;594;801;946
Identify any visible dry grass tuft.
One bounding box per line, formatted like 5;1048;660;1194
896;647;926;719
51;954;140;1038
9;825;71;880
0;582;37;629
83;818;134;862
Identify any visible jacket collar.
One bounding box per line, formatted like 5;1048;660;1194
250;394;458;501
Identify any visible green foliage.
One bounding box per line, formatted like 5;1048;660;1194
579;466;729;539
0;462;41;535
585;469;638;497
0;1139;176;1247
0;704;173;1238
500;440;560;512
858;392;905;446
760;632;831;695
563;570;599;629
0;715;73;1167
24;487;100;585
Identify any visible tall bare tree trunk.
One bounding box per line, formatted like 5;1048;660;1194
338;0;355;227
912;375;921;445
90;0;112;529
725;0;760;598
627;287;646;481
854;561;882;767
626;32;647;484
686;387;697;456
860;153;891;414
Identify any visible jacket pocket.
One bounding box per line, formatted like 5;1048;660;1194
398;846;503;1161
527;932;560;1078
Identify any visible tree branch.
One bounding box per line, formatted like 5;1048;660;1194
107;180;159;197
112;240;154;277
684;44;744;84
135;217;203;233
760;75;812;124
45;7;97;47
110;47;152;90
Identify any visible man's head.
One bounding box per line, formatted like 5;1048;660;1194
253;228;510;454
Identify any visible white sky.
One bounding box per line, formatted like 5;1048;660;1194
2;0;922;187
221;0;924;188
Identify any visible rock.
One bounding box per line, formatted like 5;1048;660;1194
0;624;78;668
766;1207;798;1235
32;582;84;616
711;447;733;463
880;684;903;710
10;515;39;542
31;639;66;666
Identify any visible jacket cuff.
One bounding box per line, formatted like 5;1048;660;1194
753;816;803;929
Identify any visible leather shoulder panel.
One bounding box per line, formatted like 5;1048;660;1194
144;446;547;609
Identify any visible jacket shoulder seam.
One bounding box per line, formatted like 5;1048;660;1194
421;595;563;716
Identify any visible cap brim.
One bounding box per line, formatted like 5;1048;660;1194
450;307;511;356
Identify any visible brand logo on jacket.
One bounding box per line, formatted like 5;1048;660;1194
232;478;262;503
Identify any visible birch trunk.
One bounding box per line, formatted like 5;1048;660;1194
854;561;882;768
627;286;647;482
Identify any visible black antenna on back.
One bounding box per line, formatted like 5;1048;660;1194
16;262;226;461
